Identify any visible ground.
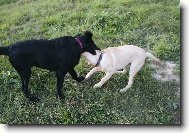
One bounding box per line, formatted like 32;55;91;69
0;0;180;124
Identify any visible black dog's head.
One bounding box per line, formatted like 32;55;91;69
77;31;101;55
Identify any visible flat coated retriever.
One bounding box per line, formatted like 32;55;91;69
0;31;100;102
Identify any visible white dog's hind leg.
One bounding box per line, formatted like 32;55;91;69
85;67;101;79
93;72;114;88
120;61;144;93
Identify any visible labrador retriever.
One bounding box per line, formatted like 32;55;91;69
0;31;100;102
82;45;160;92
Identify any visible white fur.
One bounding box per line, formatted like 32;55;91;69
82;45;160;92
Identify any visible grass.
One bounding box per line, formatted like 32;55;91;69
0;0;180;124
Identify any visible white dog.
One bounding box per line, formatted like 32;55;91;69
82;45;160;93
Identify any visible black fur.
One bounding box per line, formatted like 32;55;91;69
0;31;100;102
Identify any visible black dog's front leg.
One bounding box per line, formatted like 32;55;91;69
69;68;84;82
56;71;67;100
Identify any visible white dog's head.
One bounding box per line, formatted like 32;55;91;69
82;50;102;66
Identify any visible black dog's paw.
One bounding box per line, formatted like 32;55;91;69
76;76;85;82
29;95;40;102
57;95;65;102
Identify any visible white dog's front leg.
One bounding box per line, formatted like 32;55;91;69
85;67;101;79
93;72;114;88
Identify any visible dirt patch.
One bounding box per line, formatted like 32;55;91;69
150;61;179;82
150;61;180;96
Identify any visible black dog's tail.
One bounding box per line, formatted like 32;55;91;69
0;46;9;56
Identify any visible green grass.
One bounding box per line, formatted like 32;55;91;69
0;0;180;124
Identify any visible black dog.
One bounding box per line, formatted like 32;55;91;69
0;31;100;102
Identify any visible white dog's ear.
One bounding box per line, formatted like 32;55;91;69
96;50;105;54
96;50;101;53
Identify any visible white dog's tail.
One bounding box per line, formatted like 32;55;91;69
145;52;160;62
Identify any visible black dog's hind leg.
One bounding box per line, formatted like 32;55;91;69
19;69;40;102
56;71;67;100
69;68;84;82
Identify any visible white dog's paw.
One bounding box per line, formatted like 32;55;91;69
120;88;127;93
85;74;90;79
93;83;102;88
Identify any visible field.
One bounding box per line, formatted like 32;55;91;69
0;0;180;124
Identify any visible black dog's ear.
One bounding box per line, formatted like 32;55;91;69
75;33;82;38
84;31;93;39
